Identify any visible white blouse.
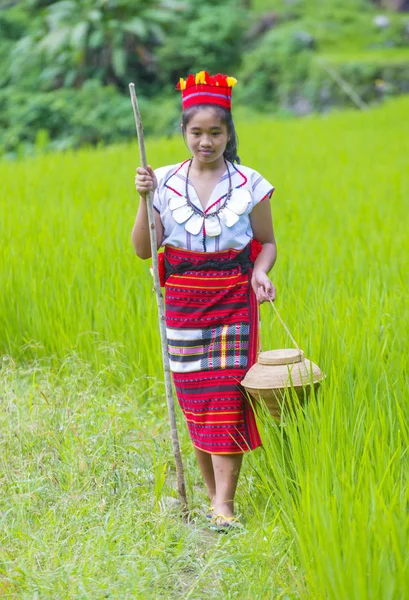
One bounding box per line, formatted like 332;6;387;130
153;159;274;252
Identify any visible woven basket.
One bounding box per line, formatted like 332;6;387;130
241;348;325;420
241;301;325;420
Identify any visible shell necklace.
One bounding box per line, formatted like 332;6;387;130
168;158;252;239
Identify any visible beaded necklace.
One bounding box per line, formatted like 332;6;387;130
185;157;233;251
185;158;233;217
168;157;252;252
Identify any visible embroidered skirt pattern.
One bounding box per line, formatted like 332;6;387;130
164;245;262;454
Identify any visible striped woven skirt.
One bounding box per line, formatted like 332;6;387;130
163;244;262;455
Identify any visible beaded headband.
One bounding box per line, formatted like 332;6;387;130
176;70;237;111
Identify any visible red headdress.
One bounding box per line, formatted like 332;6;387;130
176;70;237;111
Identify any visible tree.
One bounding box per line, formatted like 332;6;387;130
156;1;247;85
10;0;185;90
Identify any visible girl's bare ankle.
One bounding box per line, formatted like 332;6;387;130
212;500;234;518
208;491;216;505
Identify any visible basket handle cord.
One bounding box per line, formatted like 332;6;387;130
268;298;300;350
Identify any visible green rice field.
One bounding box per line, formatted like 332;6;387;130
1;97;408;598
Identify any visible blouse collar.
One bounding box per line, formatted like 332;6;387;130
164;159;248;214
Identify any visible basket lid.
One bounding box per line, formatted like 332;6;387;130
241;358;325;390
258;349;303;366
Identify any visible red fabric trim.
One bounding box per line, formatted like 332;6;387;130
165;185;182;196
249;239;263;262
232;164;248;187
157;252;166;287
183;95;231;111
248;272;260;367
204;165;248;214
164;160;190;195
260;188;275;203
242;271;261;450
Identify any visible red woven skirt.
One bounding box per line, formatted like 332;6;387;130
163;244;262;455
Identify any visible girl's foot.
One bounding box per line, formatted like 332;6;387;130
210;513;242;532
211;502;234;520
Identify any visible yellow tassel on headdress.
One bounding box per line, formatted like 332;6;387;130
195;71;207;84
179;77;186;90
226;77;237;88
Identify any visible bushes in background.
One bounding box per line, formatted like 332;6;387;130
0;0;409;155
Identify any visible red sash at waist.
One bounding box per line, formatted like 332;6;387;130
158;240;262;288
163;241;261;330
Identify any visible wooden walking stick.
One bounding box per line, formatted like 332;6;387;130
129;83;188;516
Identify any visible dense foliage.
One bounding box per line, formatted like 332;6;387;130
0;0;408;155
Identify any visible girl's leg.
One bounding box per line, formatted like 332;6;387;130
211;454;243;519
193;447;216;504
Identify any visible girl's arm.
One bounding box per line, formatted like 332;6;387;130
249;198;277;304
132;166;164;260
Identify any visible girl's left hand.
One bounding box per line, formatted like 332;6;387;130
251;270;276;304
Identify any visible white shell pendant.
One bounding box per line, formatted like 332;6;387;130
185;213;204;235
229;188;252;215
205;215;222;237
169;195;188;210
219;206;240;228
172;204;194;224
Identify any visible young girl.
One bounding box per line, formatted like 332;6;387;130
133;71;277;529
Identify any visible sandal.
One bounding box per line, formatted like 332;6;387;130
205;507;214;519
210;513;242;533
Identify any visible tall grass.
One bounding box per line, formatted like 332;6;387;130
1;97;408;597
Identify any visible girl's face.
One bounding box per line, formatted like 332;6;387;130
184;107;229;167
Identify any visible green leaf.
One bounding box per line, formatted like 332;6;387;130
71;22;89;49
46;1;76;29
150;23;165;44
159;0;187;10
64;68;78;86
143;9;176;24
38;27;70;55
88;9;102;23
88;29;105;49
123;17;147;39
112;46;126;77
38;65;63;85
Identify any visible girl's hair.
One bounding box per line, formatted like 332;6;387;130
181;104;241;164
